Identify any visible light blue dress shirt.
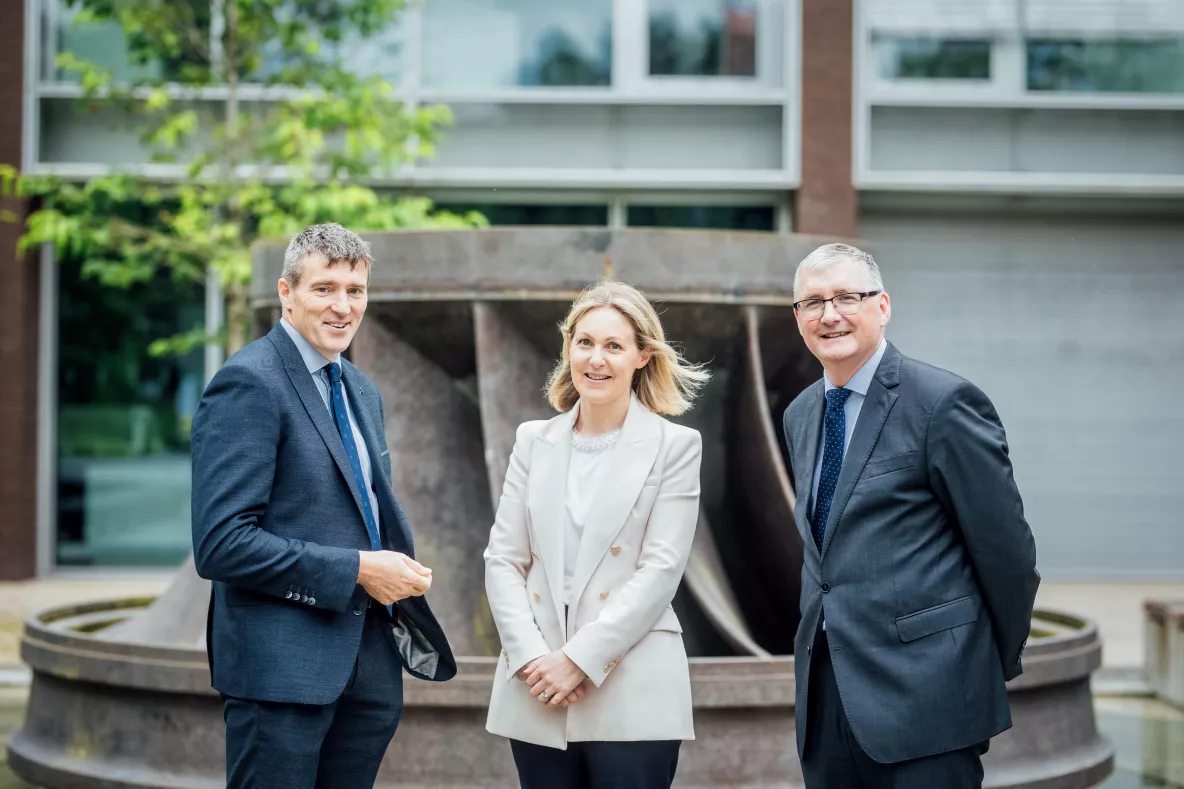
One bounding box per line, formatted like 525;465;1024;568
810;337;889;513
280;319;381;539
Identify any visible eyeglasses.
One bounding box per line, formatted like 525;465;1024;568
792;291;881;320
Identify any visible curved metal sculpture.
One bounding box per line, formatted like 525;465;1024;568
9;228;1113;788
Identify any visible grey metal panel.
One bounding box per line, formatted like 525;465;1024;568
864;0;1016;33
859;211;1184;578
1025;0;1184;34
427;104;783;171
871;107;1184;176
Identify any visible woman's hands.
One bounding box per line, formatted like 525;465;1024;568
522;650;589;707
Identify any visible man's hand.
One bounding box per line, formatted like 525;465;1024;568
526;650;587;707
357;551;432;605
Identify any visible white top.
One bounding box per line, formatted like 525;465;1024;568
563;428;622;604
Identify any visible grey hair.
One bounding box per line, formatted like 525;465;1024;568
281;223;373;288
793;243;884;298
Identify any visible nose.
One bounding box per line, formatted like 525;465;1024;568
331;290;350;314
819;300;843;323
590;346;605;365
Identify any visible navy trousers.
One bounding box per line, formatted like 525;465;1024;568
510;738;681;789
802;628;988;789
223;603;404;789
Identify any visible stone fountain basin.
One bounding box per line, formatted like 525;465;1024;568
9;600;1111;789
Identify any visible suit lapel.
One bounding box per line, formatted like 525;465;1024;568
819;344;903;558
267;324;368;523
568;398;662;607
529;407;576;626
793;382;825;559
341;361;414;551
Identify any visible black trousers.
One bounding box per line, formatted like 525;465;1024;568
222;604;404;789
801;628;987;789
510;738;681;789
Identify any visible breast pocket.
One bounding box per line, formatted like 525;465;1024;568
862;451;918;481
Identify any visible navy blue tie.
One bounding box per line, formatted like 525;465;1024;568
327;362;382;554
812;387;852;551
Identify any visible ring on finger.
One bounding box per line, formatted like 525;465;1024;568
539;689;551;701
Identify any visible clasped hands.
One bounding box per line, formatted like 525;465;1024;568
518;651;591;708
357;550;432;605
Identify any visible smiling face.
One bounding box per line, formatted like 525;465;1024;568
569;305;651;410
277;252;369;360
794;257;891;385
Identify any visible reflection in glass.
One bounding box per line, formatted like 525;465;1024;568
50;0;210;83
1027;39;1184;93
423;0;612;88
56;256;204;567
649;0;757;77
627;205;775;231
433;204;608;226
873;37;991;80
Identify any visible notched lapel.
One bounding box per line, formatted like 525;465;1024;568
528;411;573;625
568;400;662;607
793;385;825;556
819;380;899;557
267;325;368;524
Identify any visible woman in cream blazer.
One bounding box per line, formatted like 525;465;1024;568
484;281;710;789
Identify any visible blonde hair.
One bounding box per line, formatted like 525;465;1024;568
545;281;710;416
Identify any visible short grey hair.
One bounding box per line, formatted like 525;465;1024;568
793;243;884;298
281;223;373;288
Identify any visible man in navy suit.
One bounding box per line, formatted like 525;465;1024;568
192;223;455;788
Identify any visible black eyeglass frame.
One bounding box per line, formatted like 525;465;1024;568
792;290;882;316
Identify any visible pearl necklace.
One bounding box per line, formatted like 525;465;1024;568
572;428;621;452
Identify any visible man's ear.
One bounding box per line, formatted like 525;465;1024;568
277;278;291;312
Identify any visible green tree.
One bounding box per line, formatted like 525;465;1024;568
1;0;485;358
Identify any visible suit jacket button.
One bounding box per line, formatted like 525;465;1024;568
600;590;609;600
307;598;315;606
353;606;364;616
532;551;539;561
610;546;621;556
285;591;293;599
300;595;309;603
821;583;830;593
533;593;541;603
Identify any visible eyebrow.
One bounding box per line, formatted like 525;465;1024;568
308;279;367;289
574;332;628;343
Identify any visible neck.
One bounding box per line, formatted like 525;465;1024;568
576;394;631;437
823;342;881;388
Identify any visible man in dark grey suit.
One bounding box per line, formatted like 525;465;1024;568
782;243;1039;788
192;223;455;788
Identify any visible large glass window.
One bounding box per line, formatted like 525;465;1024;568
1027;39;1184;93
627;205;775;231
47;0;211;84
873;37;992;81
433;203;608;226
56;257;204;567
422;0;612;89
648;0;758;77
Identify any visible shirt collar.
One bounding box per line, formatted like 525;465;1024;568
824;337;888;396
280;318;340;374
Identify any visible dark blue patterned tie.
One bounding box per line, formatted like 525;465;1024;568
811;387;852;551
328;362;382;554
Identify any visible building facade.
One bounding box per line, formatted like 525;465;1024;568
1;0;1181;579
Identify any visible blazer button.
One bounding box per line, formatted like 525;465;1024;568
610;546;621;556
285;591;293;599
353;606;364;616
307;598;315;606
821;583;831;593
300;595;309;603
600;590;609;600
533;592;541;603
531;551;539;561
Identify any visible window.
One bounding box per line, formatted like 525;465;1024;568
873;37;992;81
56;257;204;567
627;205;775;231
433;204;609;226
1027;39;1184;93
48;0;211;84
422;0;612;89
648;0;758;77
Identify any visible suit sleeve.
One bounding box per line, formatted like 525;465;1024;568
927;380;1040;681
484;422;552;680
562;430;702;687
191;363;360;613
